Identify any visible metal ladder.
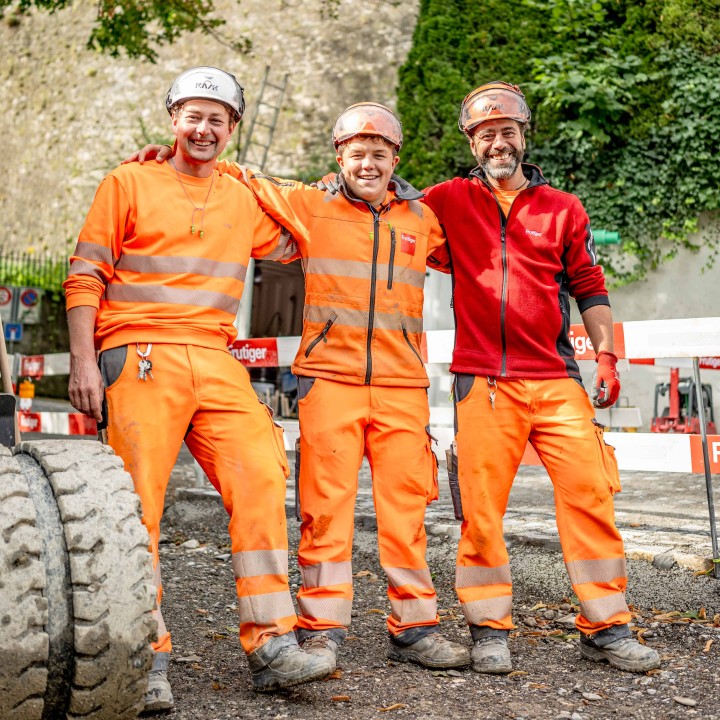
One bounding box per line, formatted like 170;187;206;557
237;66;289;171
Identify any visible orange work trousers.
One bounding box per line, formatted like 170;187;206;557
454;375;630;636
295;379;440;638
102;343;294;655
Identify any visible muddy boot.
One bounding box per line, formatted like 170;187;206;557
248;632;334;692
388;632;471;669
297;628;345;673
580;625;661;673
142;652;174;713
470;628;512;674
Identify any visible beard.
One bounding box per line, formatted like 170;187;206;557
479;147;524;180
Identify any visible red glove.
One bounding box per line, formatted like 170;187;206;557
593;351;620;408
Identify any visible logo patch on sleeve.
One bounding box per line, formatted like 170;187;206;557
400;233;417;255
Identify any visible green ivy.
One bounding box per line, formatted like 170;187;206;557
397;0;720;283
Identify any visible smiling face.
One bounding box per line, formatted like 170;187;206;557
469;119;526;184
171;99;236;176
336;135;400;207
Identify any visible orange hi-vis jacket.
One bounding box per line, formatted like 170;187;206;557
216;163;449;387
63;160;299;352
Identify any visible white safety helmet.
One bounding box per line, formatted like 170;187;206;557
166;66;245;123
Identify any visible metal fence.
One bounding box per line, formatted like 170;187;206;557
0;252;69;293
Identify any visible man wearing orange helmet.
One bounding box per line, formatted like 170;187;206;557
421;81;661;675
129;102;470;673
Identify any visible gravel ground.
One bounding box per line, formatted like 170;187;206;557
148;493;720;720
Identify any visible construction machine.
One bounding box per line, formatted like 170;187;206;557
651;367;717;434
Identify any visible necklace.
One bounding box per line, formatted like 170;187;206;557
169;159;214;238
511;176;529;191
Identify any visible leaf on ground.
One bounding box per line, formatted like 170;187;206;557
529;683;550;689
379;703;408;712
530;603;546;611
225;626;239;633
646;668;663;675
508;670;528;677
331;695;351;702
704;639;714;653
354;570;372;577
653;611;681;621
176;655;202;663
326;669;343;680
366;608;386;614
636;629;648;645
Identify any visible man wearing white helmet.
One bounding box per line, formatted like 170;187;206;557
421;81;662;676
129;102;471;674
64;66;333;710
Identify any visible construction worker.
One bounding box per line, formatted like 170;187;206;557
129;103;470;673
64;67;333;710
419;82;662;675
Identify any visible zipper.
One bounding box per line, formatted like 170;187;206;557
499;219;508;376
304;315;336;357
365;209;381;384
402;325;424;366
388;225;396;290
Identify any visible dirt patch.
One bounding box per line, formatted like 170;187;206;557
150;492;720;720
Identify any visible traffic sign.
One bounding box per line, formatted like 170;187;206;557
0;285;13;323
17;287;42;324
4;322;22;342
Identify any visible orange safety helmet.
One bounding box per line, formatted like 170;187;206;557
458;81;531;136
332;102;403;150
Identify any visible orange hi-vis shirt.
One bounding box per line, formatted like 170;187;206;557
64;160;300;352
216;162;450;388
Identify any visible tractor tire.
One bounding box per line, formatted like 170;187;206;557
0;440;156;720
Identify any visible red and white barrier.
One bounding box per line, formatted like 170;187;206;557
10;317;720;475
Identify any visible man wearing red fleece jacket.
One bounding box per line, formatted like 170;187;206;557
421;81;661;676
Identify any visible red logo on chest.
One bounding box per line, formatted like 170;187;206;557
400;233;416;255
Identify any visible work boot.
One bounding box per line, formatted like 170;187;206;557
580;625;661;673
248;632;334;692
142;652;174;713
387;632;471;669
471;637;513;674
297;628;345;673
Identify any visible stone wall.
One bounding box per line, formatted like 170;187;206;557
2;0;419;253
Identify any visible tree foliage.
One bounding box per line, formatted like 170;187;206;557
1;0;250;62
397;0;720;282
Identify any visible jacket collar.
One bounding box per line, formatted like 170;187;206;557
469;162;548;189
337;172;424;206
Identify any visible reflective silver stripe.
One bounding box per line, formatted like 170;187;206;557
238;590;297;625
389;596;437;624
304;304;423;334
300;561;353;588
74;241;114;265
116;254;247;280
232;549;288;579
298;597;352;626
263;228;298;261
153;607;168;638
456;564;512;589
68;259;106;282
461;596;513;625
106;284;239;315
306;257;371;280
385;567;433;590
306;257;424;288
579;593;629;624
566;557;627;587
152;564;168;636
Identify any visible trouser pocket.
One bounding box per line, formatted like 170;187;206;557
424;426;439;504
261;401;290;479
445;440;464;521
294;436;302;521
592;419;621;494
